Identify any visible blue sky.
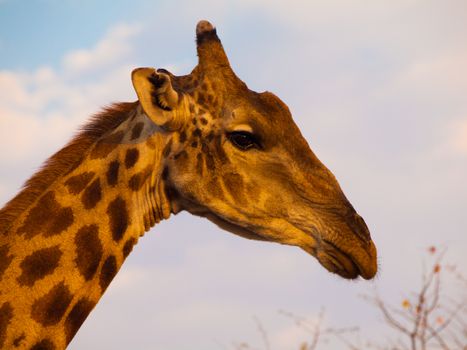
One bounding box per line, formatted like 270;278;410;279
1;0;466;349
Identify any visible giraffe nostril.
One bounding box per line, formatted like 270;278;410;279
347;213;372;243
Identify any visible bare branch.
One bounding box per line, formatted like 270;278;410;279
253;316;270;350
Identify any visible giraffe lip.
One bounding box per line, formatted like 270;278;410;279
317;245;359;279
317;239;376;280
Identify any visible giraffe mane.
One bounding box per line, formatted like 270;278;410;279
0;101;138;236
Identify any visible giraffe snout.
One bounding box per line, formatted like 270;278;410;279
345;212;372;244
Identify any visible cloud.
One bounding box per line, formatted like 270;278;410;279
2;2;467;349
0;23;141;199
63;23;142;76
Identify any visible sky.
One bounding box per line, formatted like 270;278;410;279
0;0;466;349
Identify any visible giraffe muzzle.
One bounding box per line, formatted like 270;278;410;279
317;238;377;280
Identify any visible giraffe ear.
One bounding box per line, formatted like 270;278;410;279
131;67;181;129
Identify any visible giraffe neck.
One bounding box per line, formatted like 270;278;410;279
0;103;172;349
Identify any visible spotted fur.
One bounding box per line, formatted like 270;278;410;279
65;298;95;343
74;225;103;281
0;102;136;235
107;197;129;242
31;282;73;326
81;179;102;209
18;246;62;287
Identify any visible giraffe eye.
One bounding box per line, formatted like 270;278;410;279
227;131;259;150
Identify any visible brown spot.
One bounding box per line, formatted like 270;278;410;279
191;117;197;125
200;117;208;125
100;255;117;292
162;139;172;157
189;103;195;113
65;298;95;344
106;160;120;187
17;191;72;238
223;173;247;205
30;339;56;350
201;141;209;153
64;172;95;195
0;302;13;348
47;207;74;236
0;245;13;281
196;153;204;175
197;93;206;105
90;131;124;159
161;167;169;181
191;141;198;148
205;153;215;170
107;197;129;242
206;130;215;142
18;192;59;239
179;130;187;143
128;166;151;191
193;128;202;138
130;122;144;140
201;141;215;168
214;136;229;164
75;224;103;281
13;333;25;347
125;148;139;169
128;174;142;191
31;282;73;326
123;237;136;258
18;245;62;287
81;178;102;209
208;177;225;201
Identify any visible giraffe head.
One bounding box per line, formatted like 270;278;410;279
132;20;377;280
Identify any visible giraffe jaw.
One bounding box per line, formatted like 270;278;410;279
203;211;270;242
203;210;377;280
175;197;377;280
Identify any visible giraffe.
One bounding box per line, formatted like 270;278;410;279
0;20;377;349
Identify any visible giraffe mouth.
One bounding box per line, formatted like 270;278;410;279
313;239;377;280
317;240;361;279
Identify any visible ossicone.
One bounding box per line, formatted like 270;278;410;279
195;20;232;73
